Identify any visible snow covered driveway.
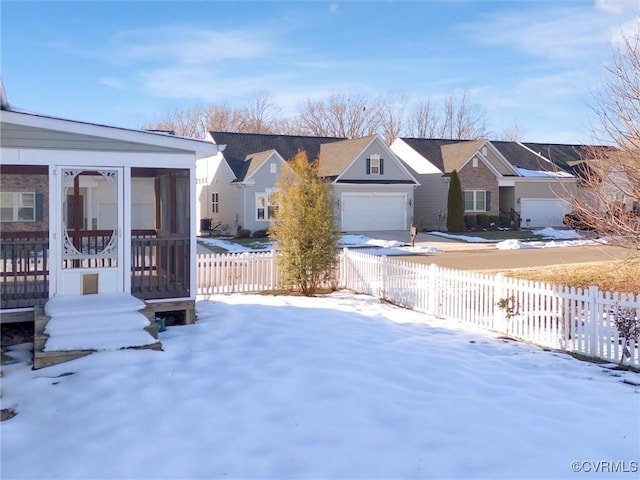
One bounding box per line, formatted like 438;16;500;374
2;292;639;479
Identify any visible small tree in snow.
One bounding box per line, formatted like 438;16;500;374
270;151;339;296
447;170;465;232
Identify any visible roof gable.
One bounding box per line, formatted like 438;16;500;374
440;139;486;173
326;135;419;185
209;131;344;181
243;150;285;182
395;137;592;178
318;135;376;178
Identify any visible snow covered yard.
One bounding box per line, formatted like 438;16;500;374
198;228;605;256
2;291;639;479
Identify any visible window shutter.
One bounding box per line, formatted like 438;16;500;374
379;158;384;175
486;191;491;211
366;158;371;175
35;193;44;221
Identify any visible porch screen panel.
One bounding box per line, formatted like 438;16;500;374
175;174;190;235
131;168;190;300
62;169;118;269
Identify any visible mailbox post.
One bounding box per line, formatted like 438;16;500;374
410;225;417;247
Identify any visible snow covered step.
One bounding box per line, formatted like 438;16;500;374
44;310;150;336
44;293;146;317
43;328;157;352
39;293;161;356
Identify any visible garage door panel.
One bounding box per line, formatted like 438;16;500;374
342;195;406;231
520;198;571;228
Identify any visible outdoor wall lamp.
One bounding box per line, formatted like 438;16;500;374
409;199;412;206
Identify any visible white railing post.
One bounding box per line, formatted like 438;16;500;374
588;285;599;357
341;248;349;288
428;263;438;316
494;273;507;334
380;255;388;299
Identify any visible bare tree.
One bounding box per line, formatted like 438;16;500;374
495;121;526;142
441;90;489;140
379;92;408;144
202;100;244;133
297;93;383;138
274;116;310;136
145;93;279;137
144;104;208;138
238;91;281;134
408;98;440;138
570;24;640;251
407;90;489;140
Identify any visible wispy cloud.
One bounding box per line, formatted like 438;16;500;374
53;25;279;66
108;26;275;65
595;0;639;15
55;24;291;101
461;9;603;61
460;2;638;61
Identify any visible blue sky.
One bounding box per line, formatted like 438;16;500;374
2;0;638;143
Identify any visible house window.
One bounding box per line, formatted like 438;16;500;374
270;163;277;174
464;190;487;212
256;192;278;221
211;192;219;214
367;155;384;175
1;192;36;222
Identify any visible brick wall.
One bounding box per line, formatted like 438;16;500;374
1;174;49;233
458;160;499;215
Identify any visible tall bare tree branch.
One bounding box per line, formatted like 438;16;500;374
297;93;383;138
571;23;640;251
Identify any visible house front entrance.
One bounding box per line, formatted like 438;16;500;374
55;167;124;296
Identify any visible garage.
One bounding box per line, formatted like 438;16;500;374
520;198;571;228
341;194;407;231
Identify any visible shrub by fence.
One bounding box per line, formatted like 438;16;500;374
197;249;639;368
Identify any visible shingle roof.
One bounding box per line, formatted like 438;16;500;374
318;135;375;177
398;137;607;176
492;141;557;172
441;139;485;172
397;138;467;172
243;150;277;181
209;131;345;181
520;142;606;176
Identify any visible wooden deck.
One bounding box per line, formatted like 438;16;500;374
1;231;191;311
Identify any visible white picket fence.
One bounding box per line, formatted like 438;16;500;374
197;252;279;294
197;249;639;368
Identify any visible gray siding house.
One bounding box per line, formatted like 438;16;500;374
197;132;419;234
391;138;581;230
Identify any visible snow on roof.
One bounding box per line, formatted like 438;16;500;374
515;166;574;178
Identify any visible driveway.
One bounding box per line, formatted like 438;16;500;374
347;230;634;270
347;230;494;252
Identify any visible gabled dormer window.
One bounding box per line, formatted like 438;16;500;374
366;155;384;175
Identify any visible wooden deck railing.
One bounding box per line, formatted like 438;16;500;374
1;230;191;309
0;231;49;309
131;232;190;300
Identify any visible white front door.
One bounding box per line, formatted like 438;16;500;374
56;167;125;296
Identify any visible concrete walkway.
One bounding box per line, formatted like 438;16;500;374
347;230;495;252
346;230;634;270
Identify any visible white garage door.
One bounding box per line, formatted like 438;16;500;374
520;198;571;228
342;194;407;231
